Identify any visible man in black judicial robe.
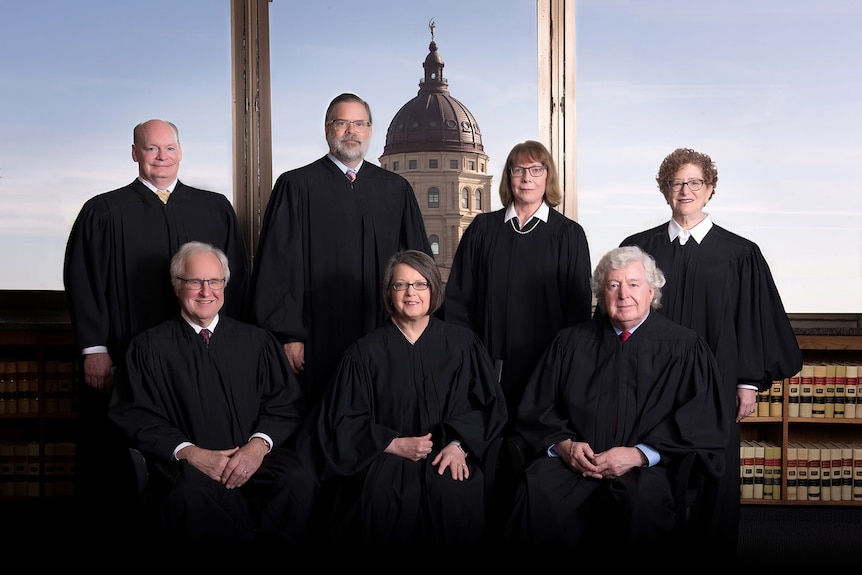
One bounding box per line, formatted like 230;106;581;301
312;250;507;546
506;246;728;554
63;119;249;530
109;242;316;546
250;93;432;410
620;147;802;557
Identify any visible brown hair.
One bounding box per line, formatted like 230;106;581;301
498;140;561;208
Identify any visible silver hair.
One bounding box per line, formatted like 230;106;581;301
591;245;665;310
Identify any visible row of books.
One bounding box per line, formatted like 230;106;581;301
0;359;78;416
741;440;862;501
790;363;861;419
0;441;76;498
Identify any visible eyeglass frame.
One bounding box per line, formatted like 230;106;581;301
177;277;227;290
509;165;547;178
326;119;372;132
391;281;430;291
667;179;706;192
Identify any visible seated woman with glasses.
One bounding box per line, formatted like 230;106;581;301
306;249;507;546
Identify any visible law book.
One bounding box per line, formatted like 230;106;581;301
796;444;809;501
44;360;60;414
819;443;832;501
26;441;40;497
756;388;770;417
12;443;28;497
740;441;756;500
0;442;14;498
787;370;801;418
799;364;814;418
829;442;843;501
824;364;836;419
841;443;854;501
53;441;75;497
833;364;846;419
4;361;18;415
764;442;781;500
854;447;862;501
752;442;766;499
785;444;798;501
807;444;821;500
812;364;827;418
769;379;783;417
42;442;55;497
57;361;75;414
15;361;31;415
845;364;859;419
0;361;7;416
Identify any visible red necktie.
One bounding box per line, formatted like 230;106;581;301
346;169;356;182
620;331;631;344
200;328;211;346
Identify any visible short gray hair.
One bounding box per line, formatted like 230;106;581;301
591;245;665;310
170;241;231;292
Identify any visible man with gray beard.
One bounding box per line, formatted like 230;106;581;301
250;93;432;413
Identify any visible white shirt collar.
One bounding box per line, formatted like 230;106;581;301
504;201;550;226
328;154;363;177
668;213;713;245
139;177;177;193
181;311;219;334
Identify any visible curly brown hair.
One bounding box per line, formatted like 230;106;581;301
655;148;718;201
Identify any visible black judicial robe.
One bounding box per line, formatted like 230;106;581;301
250;157;432;406
314;317;508;545
109;316;315;542
442;207;592;425
621;222;802;550
63;179;250;361
509;312;728;546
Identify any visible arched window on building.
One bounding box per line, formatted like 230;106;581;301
429;234;440;256
428;187;440;208
474;189;482;211
461;187;469;209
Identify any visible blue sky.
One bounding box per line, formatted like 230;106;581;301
1;0;860;313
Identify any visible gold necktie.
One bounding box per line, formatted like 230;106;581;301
155;190;170;204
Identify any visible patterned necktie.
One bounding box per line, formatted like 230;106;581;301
199;328;211;346
620;331;631;344
155;189;170;204
346;169;356;183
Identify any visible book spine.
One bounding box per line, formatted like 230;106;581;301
824;364;836;419
799;364;814;418
807;446;821;500
812;365;827;418
834;365;846;419
830;444;843;501
797;446;809;501
756;388;770;417
785;445;798;501
787;370;801;418
845;365;859;419
769;380;783;417
841;444;854;501
740;442;755;500
819;444;831;502
854;447;862;501
753;443;765;499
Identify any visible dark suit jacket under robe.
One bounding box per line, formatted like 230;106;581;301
249;157;433;408
109;316;317;544
621;222;802;551
509;311;728;547
64;179;250;361
441;207;592;427
313;317;508;546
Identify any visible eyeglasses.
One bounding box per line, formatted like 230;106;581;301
668;179;705;192
391;281;430;291
327;119;372;132
178;277;226;290
509;165;547;178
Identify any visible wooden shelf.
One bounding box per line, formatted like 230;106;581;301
741;331;862;507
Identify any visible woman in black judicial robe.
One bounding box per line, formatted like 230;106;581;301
506;246;728;553
313;251;507;546
620;148;802;557
442;140;592;431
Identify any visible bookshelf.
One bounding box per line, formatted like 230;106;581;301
741;327;862;506
0;291;78;499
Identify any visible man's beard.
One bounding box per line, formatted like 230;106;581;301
328;134;368;163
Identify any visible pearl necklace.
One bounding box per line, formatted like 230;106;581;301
510;217;540;235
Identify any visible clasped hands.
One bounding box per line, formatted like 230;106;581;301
385;433;470;480
177;440;268;490
559;439;641;480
